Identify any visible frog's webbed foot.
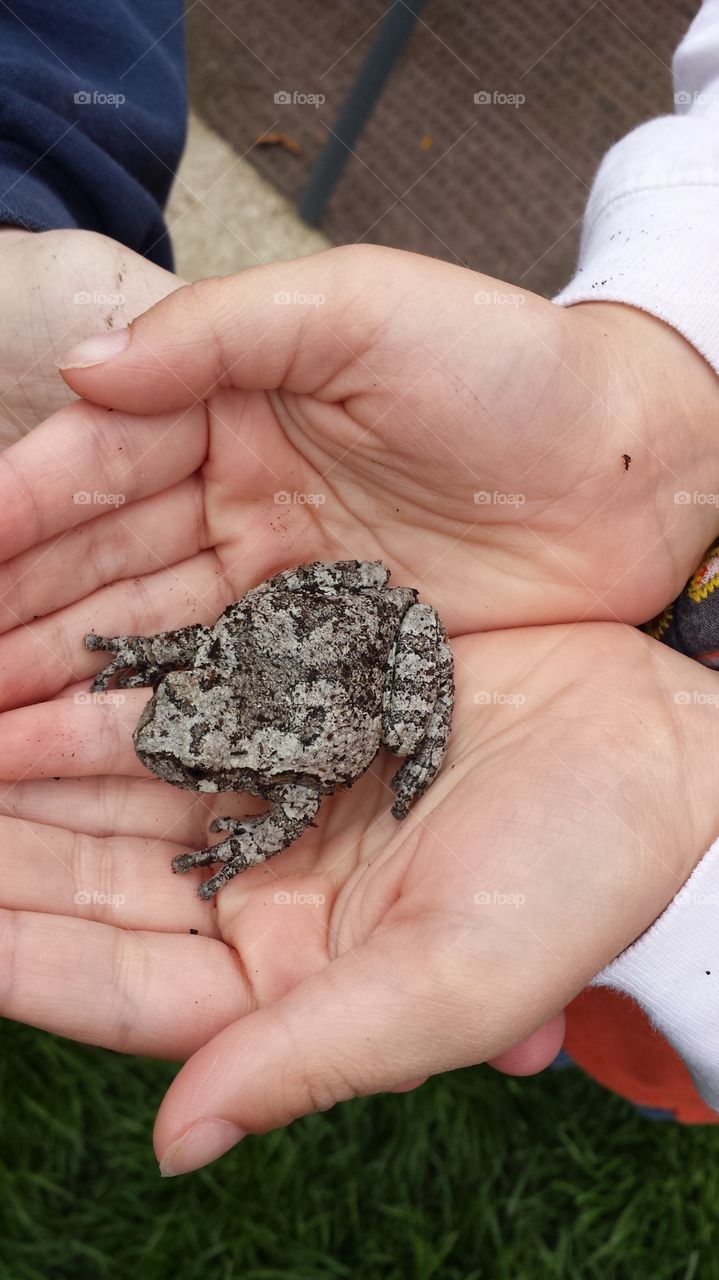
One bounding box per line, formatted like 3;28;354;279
381;605;454;820
85;624;208;692
171;783;321;900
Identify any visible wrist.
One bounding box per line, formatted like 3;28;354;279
568;300;719;617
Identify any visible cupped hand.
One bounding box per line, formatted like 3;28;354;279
55;244;719;630
0;621;717;1173
1;243;717;1166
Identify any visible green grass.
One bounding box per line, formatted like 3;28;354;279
1;1021;718;1280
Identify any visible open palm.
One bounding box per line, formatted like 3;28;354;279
1;619;718;1168
58;244;719;632
1;242;717;1171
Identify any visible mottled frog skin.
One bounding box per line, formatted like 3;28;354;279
85;560;453;899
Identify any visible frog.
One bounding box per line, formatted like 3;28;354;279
85;560;454;900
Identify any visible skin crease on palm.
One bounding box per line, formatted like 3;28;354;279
0;232;718;1171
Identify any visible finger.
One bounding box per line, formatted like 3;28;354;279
0;552;225;710
487;1012;566;1076
387;1078;427;1093
0;398;207;562
0;777;213;845
0;813;217;934
153;921;541;1176
0;477;206;634
0;689;148;779
58;249;384;411
0;909;248;1058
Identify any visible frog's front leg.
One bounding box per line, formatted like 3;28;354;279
381;605;454;819
171;783;321;900
85;624;210;692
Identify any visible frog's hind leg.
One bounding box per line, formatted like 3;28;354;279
382;604;440;757
383;608;453;820
171;783;321;900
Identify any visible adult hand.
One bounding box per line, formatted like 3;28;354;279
0;244;715;1166
0;227;180;444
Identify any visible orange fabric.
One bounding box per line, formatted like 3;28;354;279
564;987;719;1125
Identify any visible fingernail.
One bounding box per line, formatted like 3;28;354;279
158;1118;246;1177
56;327;131;370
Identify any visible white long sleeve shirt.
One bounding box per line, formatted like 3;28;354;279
554;0;719;1111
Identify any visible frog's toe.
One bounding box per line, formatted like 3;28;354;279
89;662;120;693
84;633;115;652
171;844;228;874
197;855;260;900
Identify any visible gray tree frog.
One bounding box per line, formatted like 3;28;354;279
85;560;453;900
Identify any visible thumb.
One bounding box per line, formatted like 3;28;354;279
486;1012;566;1076
55;246;409;414
154;925;547;1177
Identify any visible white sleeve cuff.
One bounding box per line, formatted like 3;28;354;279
554;0;719;372
592;835;719;1113
554;118;719;374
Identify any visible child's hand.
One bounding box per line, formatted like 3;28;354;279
0;622;716;1172
58;244;719;631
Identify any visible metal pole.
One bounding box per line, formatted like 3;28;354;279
299;0;428;225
